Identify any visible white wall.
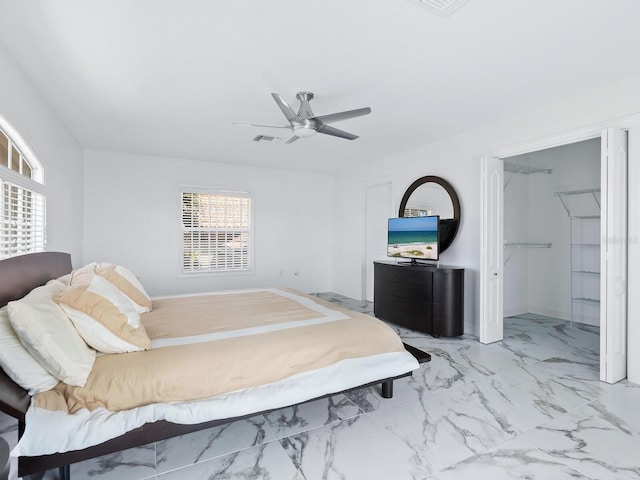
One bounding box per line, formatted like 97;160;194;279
503;139;601;323
0;43;84;264
332;73;640;337
83;150;333;296
503;172;530;316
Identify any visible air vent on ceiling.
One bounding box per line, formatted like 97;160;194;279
253;135;281;143
412;0;469;17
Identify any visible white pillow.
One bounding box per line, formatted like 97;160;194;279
95;263;152;313
7;281;96;387
0;306;59;394
54;274;150;354
55;273;72;286
75;262;97;274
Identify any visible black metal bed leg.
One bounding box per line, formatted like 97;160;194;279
59;465;70;480
381;379;393;399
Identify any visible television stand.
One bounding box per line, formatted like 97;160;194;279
373;260;464;337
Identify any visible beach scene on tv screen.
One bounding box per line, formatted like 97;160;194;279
388;217;438;260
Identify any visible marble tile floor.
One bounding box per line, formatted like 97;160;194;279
2;294;638;480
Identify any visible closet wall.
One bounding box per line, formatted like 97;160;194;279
503;138;601;324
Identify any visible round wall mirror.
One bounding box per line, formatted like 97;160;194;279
398;176;461;254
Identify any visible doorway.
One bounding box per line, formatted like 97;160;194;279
503;139;601;324
502;139;601;362
480;127;629;384
363;181;393;302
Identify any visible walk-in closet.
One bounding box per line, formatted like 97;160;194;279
503;138;601;332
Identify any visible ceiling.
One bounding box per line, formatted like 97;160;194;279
1;0;639;173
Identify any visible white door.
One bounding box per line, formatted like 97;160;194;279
364;182;393;302
480;157;504;344
600;128;628;383
627;124;640;385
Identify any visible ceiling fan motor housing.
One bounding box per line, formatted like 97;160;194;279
296;91;314;102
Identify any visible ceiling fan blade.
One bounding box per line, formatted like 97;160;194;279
232;122;290;129
313;107;371;125
271;93;301;123
285;135;300;144
317;125;359;140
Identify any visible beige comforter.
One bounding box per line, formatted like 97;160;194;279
35;289;406;414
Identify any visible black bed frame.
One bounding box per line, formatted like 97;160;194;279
0;252;430;479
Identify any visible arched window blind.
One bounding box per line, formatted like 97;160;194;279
0;122;45;259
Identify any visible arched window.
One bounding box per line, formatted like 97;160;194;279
0;115;45;259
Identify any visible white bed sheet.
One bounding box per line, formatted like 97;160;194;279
14;350;418;457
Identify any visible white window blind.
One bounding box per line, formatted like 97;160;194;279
181;188;252;273
0;120;45;260
0;179;45;259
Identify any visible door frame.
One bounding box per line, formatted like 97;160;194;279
480;114;639;383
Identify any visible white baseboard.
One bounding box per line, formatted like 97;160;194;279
569;315;600;327
528;305;570;322
527;305;599;327
464;320;478;337
504;305;529;318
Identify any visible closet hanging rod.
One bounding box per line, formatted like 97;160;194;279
503;162;552;175
569;215;600;220
503;242;552;265
504;242;552;248
554;188;600;197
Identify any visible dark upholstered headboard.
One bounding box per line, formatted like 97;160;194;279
0;252;72;308
0;252;73;419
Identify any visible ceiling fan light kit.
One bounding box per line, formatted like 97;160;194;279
235;91;371;144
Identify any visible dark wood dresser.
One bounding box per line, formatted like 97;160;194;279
374;261;464;337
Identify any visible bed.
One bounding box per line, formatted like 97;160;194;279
0;252;429;479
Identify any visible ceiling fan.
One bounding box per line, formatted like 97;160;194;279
235;91;371;144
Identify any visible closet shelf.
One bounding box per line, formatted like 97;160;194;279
555;188;601;216
572;297;600;305
503;161;552;188
555;187;601;326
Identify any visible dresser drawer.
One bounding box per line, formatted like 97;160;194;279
374;277;432;302
374;263;434;285
374;292;433;333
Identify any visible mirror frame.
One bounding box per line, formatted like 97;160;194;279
398;175;461;254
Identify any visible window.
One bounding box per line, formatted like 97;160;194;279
0;123;45;260
181;187;252;273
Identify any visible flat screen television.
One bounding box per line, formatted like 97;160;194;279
387;215;439;262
